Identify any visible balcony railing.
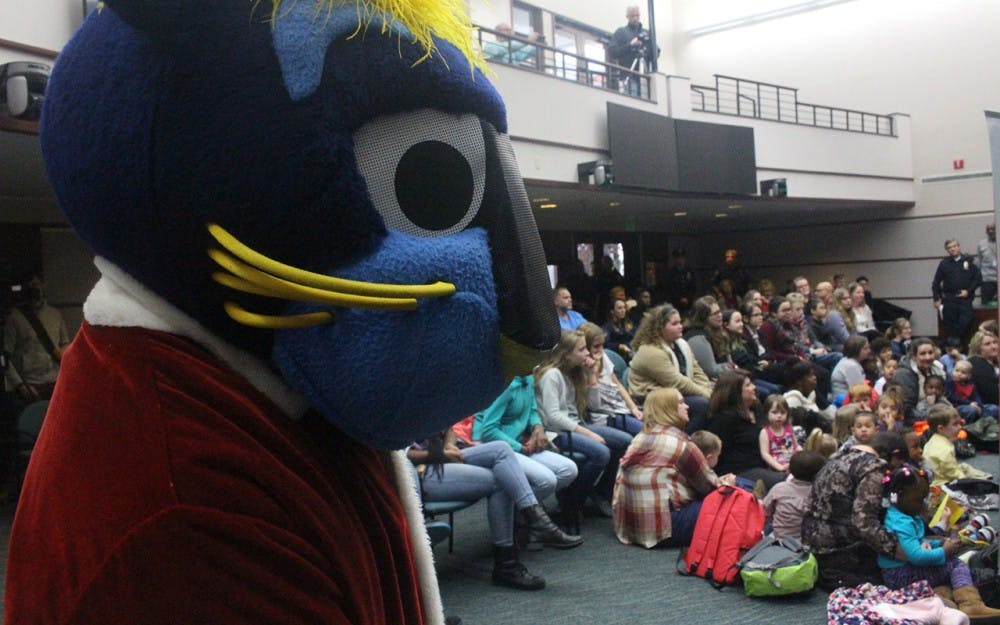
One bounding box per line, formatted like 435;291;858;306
474;26;653;101
691;75;895;136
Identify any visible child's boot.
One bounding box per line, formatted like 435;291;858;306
934;585;957;609
953;585;1000;621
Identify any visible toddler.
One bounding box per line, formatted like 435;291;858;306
947;360;999;422
832;403;861;444
875;392;905;433
762;450;825;541
874;358;898;394
690;430;722;469
878;464;1000;618
847;382;875;410
938;337;966;378
914;375;951;421
758;395;800;472
836;409;877;455
805;428;838;458
923;405;992;486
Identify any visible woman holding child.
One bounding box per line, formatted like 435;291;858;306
894;337;946;422
802;431;909;589
968;330;1000;406
613;388;733;548
706;370;787;491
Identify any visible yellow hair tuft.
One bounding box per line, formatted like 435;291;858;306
268;0;487;74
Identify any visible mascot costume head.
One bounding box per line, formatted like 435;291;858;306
5;1;559;623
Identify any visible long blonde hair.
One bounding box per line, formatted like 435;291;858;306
831;286;856;331
641;387;684;431
534;330;589;416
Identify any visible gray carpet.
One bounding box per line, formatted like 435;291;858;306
435;452;1000;625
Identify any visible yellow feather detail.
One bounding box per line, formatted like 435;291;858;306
267;0;487;75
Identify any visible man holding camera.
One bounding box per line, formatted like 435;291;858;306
608;5;657;97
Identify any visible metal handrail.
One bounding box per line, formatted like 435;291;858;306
691;74;895;136
474;25;653;101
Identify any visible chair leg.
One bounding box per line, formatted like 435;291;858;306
448;511;455;553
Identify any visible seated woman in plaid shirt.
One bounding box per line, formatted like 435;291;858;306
612;388;735;548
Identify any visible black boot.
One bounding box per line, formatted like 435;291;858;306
521;504;583;549
492;545;546;590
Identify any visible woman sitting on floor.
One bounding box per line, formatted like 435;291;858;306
802;431;910;590
706;370;787;491
613;387;733;548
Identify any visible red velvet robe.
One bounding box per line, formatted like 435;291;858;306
6;322;425;624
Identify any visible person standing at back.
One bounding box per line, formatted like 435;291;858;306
977;223;997;306
932;238;981;348
3;271;71;409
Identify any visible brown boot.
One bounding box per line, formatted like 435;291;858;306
953;585;1000;621
934;585;957;609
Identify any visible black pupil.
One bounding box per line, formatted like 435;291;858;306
394;140;474;231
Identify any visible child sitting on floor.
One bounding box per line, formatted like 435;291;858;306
914;375;952;421
690;430;722;469
878;464;1000;619
947;359;999;423
923;405;993;486
805;428;838;458
762;450;825;541
875;391;906;433
874;358;898;394
836;409;877;455
758;394;800;472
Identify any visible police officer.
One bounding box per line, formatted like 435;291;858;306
932;238;981;346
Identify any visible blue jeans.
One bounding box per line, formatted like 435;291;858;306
604;414;643;435
516;449;578;502
553;429;610;506
420;441;538;546
683;395;711;434
662;500;703;548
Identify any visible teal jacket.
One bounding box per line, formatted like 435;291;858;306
878;506;944;570
472;375;540;453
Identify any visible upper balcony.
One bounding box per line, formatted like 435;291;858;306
477;26;914;233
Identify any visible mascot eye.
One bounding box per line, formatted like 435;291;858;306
354;109;485;237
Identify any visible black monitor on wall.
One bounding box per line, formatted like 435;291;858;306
606;102;679;190
606;103;757;195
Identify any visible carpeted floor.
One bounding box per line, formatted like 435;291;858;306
434;451;1000;625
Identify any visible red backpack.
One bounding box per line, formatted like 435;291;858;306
679;485;765;587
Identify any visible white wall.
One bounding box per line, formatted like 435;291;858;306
0;0;80;55
664;0;1000;336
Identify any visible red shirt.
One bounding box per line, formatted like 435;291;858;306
6;323;425;625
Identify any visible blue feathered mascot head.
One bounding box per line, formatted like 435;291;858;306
40;0;559;449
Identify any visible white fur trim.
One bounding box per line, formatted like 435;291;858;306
390;451;444;625
84;257;309;419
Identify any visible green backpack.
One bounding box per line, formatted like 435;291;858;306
737;535;818;597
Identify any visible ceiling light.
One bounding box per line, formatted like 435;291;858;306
674;211;687;217
728;203;742;209
609;201;621;207
687;0;855;37
539;203;557;209
532;197;550;203
714;213;728;218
